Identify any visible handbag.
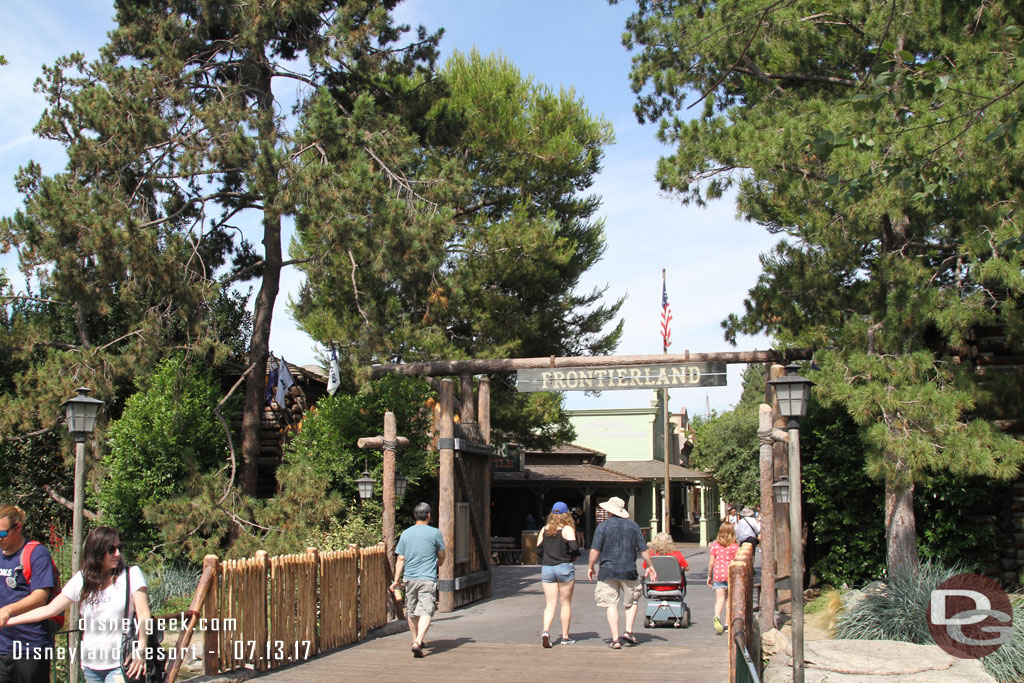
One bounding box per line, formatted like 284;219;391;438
119;569;166;683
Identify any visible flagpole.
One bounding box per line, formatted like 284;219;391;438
662;268;671;539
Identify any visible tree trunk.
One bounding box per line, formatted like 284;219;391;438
884;469;919;579
239;62;282;497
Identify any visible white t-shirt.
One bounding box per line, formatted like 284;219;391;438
61;566;147;670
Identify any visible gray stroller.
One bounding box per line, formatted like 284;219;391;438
642;555;691;628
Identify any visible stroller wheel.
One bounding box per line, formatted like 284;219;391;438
645;618;655;628
682;608;691;628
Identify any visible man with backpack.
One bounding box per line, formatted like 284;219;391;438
0;505;56;683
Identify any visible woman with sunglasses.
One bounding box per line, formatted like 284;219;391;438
7;527;152;683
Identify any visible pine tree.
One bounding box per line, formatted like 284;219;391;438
292;50;623;446
84;0;445;494
620;0;1024;577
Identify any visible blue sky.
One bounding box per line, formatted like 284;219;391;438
0;0;780;420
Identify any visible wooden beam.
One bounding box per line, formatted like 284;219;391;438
371;348;814;378
356;436;410;449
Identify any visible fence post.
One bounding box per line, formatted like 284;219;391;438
306;547;320;655
202;554;221;676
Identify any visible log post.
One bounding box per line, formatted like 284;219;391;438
478;376;491;445
478;376;492;596
758;404;776;633
460;372;474;423
382;412;397;576
356;419;410;579
768;363;791;617
438;379;456;612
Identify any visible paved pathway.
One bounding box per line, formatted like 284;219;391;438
254;543;741;682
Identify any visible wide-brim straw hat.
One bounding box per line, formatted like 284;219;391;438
599;496;629;518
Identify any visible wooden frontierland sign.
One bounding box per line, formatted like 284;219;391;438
516;362;726;392
369;348;812;614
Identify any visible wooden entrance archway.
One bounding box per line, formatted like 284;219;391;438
373;348;812;612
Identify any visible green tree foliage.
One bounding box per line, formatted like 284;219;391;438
63;0;447;496
620;0;1024;577
293;50;623;448
146;375;434;561
97;355;232;558
802;401;1006;587
690;365;764;506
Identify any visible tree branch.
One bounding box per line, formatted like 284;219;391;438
732;65;858;88
42;485;101;520
215;361;257;506
0;295;68;305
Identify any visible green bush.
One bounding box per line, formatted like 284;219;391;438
147;562;202;615
835;560;966;643
981;594;1024;683
98;355;233;558
305;502;385;551
835;562;1024;683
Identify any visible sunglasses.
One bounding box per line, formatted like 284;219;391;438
0;522;21;539
105;544;121;555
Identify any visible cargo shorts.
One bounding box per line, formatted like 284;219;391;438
594;578;642;609
404;578;438;617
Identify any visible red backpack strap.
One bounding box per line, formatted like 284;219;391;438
20;540;41;582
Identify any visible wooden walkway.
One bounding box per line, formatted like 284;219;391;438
250;546;732;682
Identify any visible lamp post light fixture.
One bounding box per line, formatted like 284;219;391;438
62;387;105;441
394;472;409;498
772;476;790;505
61;387;105;683
355;471;376;500
767;364;813;683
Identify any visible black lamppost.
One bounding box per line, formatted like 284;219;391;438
767;365;813;683
61;387;104;683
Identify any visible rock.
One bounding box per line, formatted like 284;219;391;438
763;640;996;682
761;628;791;658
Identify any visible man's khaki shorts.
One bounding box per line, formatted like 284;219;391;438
404;578;438;617
594;579;642;608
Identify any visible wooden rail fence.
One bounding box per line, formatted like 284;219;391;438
165;543;393;681
728;543;761;683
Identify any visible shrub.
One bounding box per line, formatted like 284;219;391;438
147;562;202;615
98;355;233;558
980;593;1024;683
834;560;967;643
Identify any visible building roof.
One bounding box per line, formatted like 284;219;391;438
603;460;714;482
519;442;606;458
492;464;642;486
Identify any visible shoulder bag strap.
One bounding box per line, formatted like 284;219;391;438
122;569;133;623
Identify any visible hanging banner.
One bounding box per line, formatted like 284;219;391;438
516;362;727;393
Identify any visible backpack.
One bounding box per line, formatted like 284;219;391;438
19;540;65;631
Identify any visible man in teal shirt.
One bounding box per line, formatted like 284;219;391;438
391;502;445;658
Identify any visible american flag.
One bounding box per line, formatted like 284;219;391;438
661;275;672;352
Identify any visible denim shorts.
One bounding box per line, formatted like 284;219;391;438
541;562;575;583
713;580;728;589
82;668;125;683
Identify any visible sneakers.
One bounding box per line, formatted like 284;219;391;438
542;632;551;648
713;616;724;634
559;637;576;645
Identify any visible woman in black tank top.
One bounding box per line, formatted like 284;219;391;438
535;502;580;647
